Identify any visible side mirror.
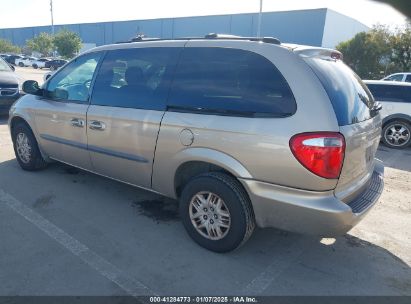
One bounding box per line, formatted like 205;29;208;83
9;64;15;71
22;80;42;96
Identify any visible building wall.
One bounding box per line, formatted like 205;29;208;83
322;9;369;48
259;9;327;46
0;8;368;49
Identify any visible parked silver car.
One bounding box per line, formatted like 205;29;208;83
9;35;384;252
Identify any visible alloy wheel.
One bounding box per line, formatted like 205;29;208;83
16;132;32;164
384;123;410;148
189;191;231;240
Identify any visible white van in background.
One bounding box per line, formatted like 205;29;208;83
365;80;411;149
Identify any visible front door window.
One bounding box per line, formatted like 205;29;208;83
45;52;102;103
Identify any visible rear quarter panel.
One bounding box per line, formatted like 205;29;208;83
335;114;382;201
152;41;341;198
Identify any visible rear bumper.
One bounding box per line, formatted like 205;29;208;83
240;160;384;236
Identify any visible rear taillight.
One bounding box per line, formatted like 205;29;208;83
290;132;345;179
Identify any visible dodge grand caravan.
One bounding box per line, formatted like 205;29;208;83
9;35;384;252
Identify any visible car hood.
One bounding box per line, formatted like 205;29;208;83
0;71;19;87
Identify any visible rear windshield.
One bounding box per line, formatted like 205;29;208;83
305;58;376;126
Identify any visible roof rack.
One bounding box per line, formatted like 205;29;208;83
116;33;281;45
204;33;281;44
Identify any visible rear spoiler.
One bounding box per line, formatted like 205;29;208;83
283;44;343;60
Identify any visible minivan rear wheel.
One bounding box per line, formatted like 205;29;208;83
382;120;411;149
180;172;255;252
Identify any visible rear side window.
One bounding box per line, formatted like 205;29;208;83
168;47;296;117
406;75;411;83
367;84;411;103
305;58;376;126
91;47;181;110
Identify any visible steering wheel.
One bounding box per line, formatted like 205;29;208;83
83;79;92;89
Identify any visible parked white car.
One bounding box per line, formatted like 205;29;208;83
32;58;50;69
15;57;38;67
365;80;411;149
382;73;411;83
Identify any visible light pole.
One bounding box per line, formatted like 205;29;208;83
257;0;263;37
50;0;55;36
50;0;56;57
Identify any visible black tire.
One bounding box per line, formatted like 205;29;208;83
18;62;24;67
12;122;48;171
382;120;411;149
50;65;56;71
32;64;38;69
179;172;255;253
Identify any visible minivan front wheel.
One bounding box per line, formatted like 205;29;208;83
382;121;411;149
12;123;47;171
180;172;255;252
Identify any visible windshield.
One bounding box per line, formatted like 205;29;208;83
0;58;12;72
305;58;376;126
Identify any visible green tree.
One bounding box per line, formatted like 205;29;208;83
26;32;54;56
336;25;391;79
53;29;82;59
390;26;411;71
0;38;21;54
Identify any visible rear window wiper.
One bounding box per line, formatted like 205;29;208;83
371;102;382;112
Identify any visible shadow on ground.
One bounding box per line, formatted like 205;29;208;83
377;145;411;172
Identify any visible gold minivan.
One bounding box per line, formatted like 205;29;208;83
9;35;384;252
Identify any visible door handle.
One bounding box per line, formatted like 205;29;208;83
70;118;85;128
89;120;106;131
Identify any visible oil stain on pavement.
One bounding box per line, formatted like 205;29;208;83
132;198;179;223
33;193;55;208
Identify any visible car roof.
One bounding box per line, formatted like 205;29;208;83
87;34;290;53
386;72;411;75
84;34;344;63
364;80;411;86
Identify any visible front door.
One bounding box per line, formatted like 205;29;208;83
87;44;182;188
34;52;102;170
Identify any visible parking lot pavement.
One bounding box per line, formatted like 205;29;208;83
0;115;410;296
14;66;47;85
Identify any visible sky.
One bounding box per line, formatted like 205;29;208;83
0;0;408;29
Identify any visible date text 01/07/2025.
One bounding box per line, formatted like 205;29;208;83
149;296;258;303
